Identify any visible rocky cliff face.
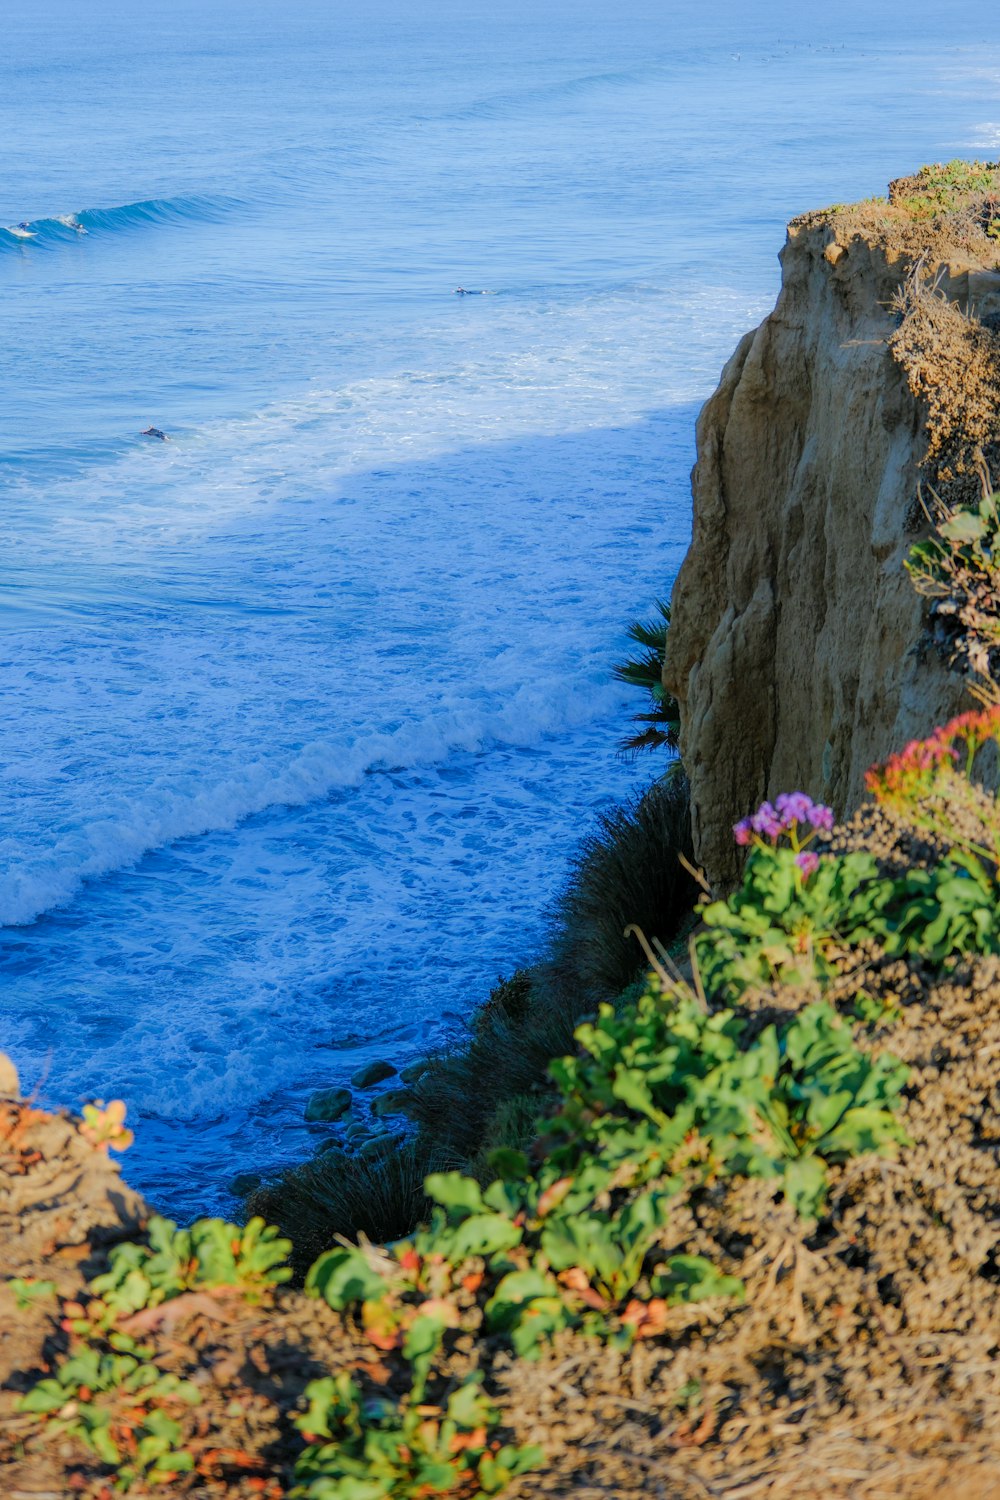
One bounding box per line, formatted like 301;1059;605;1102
664;174;1000;890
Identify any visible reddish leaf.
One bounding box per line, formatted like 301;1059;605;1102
536;1177;573;1218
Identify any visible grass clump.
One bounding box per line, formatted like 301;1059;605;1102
249;1140;432;1275
541;763;699;1002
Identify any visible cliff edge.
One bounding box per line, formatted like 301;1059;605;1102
666;163;1000;889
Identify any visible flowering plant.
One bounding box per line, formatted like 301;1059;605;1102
733;792;834;879
79;1098;134;1153
865;707;1000;871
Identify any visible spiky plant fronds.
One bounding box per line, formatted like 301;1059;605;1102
613;600;681;757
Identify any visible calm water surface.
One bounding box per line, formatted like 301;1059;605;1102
3;0;999;1214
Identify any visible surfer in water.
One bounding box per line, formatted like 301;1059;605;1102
141;427;170;441
454;287;493;295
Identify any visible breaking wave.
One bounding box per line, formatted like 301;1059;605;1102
0;194;246;251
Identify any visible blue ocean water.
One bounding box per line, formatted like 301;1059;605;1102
3;0;1000;1217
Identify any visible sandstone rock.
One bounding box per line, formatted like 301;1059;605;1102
304;1087;352;1123
350;1059;396;1089
665;217;977;890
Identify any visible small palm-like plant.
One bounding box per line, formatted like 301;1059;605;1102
613;600;681;757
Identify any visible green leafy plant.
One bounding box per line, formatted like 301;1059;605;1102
718;1001;910;1217
696;846;892;999
894;158;1000;220
613;600;681;757
547;985;908;1221
292;1369;542;1499
483;1266;572;1357
90;1214;292;1320
416;1173;524;1266
906;482;1000;698
305;1243;389;1312
79;1098;134;1152
18;1347;199;1490
8;1276;57;1311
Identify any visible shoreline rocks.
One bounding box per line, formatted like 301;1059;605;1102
304;1086;352;1123
350;1059;396;1088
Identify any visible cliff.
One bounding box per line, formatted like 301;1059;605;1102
665;164;1000;889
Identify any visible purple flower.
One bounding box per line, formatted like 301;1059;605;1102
808;802;834;832
749;801;783;839
774;791;835;833
775;791;813;825
735;793;836;848
796;850;820;877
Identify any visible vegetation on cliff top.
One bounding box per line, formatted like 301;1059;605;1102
800;157;1000;268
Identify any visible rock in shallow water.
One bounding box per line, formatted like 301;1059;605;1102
350;1059;397;1089
358;1130;404;1160
372;1088;415;1119
304;1086;352;1122
229;1171;262;1197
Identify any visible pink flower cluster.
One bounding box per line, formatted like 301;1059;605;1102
865;706;1000;807
733;793;834;846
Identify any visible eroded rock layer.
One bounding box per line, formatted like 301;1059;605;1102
665;190;1000;889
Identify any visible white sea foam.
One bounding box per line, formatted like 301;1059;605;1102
0;679;626;929
964;123;1000;149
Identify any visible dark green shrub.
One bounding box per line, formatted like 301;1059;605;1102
540;765;699;1005
249;1141;431;1274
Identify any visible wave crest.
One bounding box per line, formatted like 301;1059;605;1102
0;682;624;930
0;194;246;251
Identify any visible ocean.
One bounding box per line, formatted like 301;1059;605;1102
3;0;999;1217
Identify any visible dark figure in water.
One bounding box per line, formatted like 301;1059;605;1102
141;427;169;441
454;287;492;295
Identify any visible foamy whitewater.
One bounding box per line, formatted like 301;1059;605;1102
4;0;1000;1216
